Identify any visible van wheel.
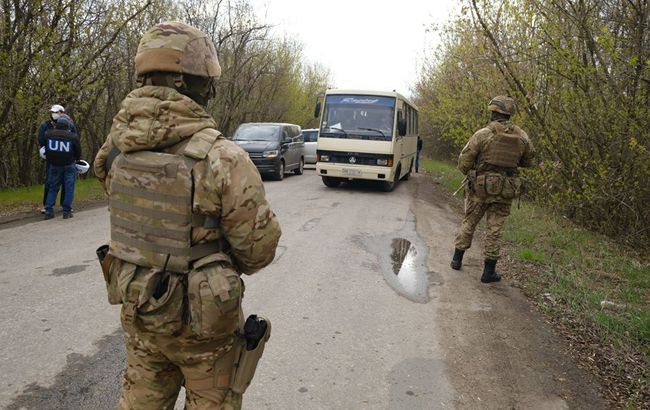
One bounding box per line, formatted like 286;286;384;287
274;161;285;181
381;166;400;192
322;176;341;188
294;158;304;175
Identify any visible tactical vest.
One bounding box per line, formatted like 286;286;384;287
479;121;526;169
44;128;78;166
108;129;222;273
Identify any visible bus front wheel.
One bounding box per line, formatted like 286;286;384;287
402;159;413;181
381;167;400;192
322;176;342;188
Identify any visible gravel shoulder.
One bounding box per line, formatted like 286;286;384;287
409;173;608;409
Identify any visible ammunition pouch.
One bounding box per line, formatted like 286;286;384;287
121;268;186;335
501;175;525;199
471;172;504;198
472;173;525;200
231;315;272;394
187;254;242;339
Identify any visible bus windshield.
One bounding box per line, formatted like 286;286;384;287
320;95;395;141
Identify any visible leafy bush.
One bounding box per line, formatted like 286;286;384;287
415;0;650;247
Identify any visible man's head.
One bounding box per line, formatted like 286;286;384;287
55;116;72;130
50;104;65;121
488;95;516;121
134;21;221;106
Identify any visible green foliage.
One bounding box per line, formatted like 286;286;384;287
414;0;650;247
0;0;331;189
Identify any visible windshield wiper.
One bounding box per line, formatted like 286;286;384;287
323;127;348;138
357;128;386;138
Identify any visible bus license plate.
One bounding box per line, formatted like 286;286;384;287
342;168;361;176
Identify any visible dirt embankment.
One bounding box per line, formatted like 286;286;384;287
413;172;648;409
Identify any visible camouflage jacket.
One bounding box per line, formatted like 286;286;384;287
95;86;281;274
458;120;535;203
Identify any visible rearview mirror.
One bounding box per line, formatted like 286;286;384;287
314;101;321;118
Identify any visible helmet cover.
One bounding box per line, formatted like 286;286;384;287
135;21;221;79
488;95;516;115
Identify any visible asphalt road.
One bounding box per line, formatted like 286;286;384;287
0;170;607;409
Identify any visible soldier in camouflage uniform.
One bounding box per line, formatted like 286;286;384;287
450;96;535;283
94;22;281;409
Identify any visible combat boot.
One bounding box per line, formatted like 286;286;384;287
63;212;73;219
44;213;54;220
480;259;501;283
450;248;465;270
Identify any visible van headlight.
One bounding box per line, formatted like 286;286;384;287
319;154;330;162
263;150;279;158
377;159;388;166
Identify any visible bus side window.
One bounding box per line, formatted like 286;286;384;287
415;111;418;134
406;106;411;135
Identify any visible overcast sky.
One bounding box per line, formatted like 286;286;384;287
250;0;458;98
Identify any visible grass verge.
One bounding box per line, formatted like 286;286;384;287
422;158;649;408
0;177;105;215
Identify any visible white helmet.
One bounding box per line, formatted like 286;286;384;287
75;160;90;174
39;146;46;159
50;104;65;113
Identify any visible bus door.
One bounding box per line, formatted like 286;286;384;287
395;107;404;175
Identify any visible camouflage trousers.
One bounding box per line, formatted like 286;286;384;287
454;198;512;259
119;326;242;410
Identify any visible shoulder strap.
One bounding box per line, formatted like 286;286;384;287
183;128;222;160
182;128;222;230
105;146;121;174
483;122;501;150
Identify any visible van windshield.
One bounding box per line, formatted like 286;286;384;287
233;124;280;141
320;95;395;141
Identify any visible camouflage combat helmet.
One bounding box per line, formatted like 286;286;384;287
487;95;516;116
135;22;221;79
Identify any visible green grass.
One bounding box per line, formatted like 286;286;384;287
517;248;547;262
421;159;650;393
420;159;465;192
0;178;105;210
500;203;650;351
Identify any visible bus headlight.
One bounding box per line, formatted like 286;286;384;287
319;154;330;162
263;150;279;158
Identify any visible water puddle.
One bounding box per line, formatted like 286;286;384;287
355;212;440;303
391;238;414;275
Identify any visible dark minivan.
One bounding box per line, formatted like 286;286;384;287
232;123;304;180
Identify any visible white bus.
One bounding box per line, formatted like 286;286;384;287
314;89;418;191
